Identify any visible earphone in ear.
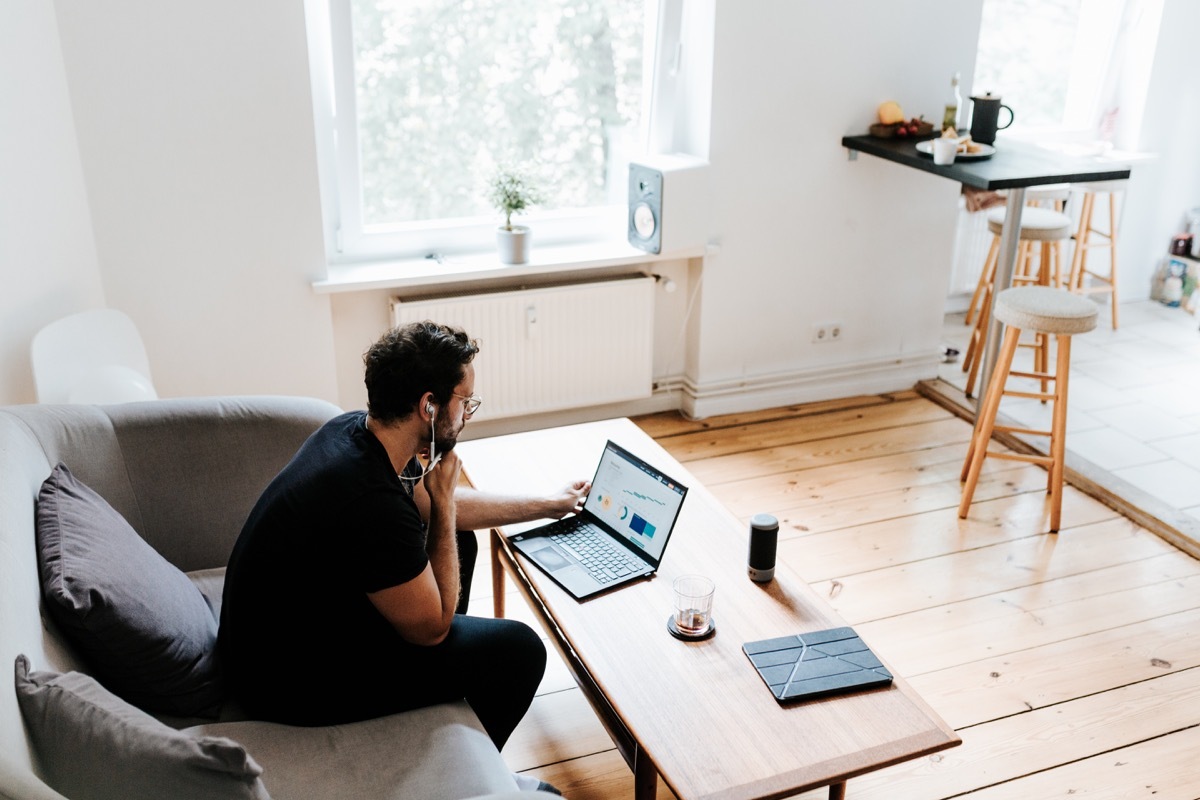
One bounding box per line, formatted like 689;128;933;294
399;401;441;483
427;402;440;468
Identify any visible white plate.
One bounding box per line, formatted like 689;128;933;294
915;139;996;161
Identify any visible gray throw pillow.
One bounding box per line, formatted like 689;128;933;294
36;463;222;716
14;655;270;800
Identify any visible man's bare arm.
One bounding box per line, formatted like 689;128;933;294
412;479;589;531
454;482;588;530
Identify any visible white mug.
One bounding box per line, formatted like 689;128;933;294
932;138;958;166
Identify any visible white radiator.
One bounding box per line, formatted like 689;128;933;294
391;277;655;420
949;200;994;299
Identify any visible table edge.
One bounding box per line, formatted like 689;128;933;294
841;134;1132;190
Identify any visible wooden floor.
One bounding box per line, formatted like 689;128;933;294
472;391;1200;800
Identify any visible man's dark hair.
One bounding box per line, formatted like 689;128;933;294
363;321;479;423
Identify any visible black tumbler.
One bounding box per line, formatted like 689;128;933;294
747;513;779;583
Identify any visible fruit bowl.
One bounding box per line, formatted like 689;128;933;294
869;120;935;139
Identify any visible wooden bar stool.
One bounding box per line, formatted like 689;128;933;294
962;206;1072;396
964;186;1071;326
1067;180;1125;329
959;286;1098;532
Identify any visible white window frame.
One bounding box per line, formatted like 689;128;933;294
305;0;686;266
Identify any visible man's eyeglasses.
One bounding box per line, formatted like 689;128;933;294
452;393;483;415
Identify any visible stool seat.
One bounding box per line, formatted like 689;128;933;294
994;286;1099;335
986;207;1073;240
1023;183;1071;203
1070;179;1127;193
963;211;1073;396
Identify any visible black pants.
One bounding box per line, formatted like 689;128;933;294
444;529;545;748
341;530;544;748
381;611;546;749
455;528;478;615
239;530;545;750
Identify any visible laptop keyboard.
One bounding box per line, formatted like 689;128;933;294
551;522;646;584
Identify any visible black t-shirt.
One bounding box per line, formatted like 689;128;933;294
218;411;428;693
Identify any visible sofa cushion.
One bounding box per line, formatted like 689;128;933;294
187;701;519;800
35;463;222;716
14;655;270;800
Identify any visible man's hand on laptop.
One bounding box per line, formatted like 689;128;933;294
547;480;590;518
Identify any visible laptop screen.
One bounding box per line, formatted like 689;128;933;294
583;441;688;563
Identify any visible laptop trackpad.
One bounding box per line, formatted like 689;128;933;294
528;542;572;572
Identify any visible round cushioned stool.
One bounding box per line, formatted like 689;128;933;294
962;206;1073;397
959;286;1098;533
965;204;1074;325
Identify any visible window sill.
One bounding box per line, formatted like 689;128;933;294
311;239;707;295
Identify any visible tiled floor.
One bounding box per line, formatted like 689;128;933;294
939;298;1200;524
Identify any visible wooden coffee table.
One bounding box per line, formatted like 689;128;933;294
458;418;959;799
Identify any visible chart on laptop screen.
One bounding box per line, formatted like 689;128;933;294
586;444;686;561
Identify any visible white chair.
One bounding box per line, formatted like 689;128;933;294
31;309;158;404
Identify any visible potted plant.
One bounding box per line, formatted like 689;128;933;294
489;168;542;265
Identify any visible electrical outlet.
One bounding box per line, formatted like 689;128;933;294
812;322;844;343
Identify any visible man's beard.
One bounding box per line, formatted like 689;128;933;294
432;415;461;455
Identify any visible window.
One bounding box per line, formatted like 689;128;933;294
972;0;1159;150
314;0;659;262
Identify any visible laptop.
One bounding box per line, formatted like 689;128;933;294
509;440;688;600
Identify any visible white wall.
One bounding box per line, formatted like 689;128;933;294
1121;0;1200;285
51;0;338;402
0;0;105;404
685;0;984;417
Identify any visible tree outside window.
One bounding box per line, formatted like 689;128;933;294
973;0;1155;148
973;0;1079;130
350;0;645;229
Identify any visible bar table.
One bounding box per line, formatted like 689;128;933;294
841;134;1131;425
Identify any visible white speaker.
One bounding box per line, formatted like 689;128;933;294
628;154;709;254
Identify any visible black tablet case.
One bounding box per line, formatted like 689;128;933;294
743;627;893;702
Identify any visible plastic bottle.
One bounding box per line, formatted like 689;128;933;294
943;73;962;132
1187;207;1200;257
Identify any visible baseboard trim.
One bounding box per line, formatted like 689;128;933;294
680;354;940;420
460;354;940;437
916;377;1200;559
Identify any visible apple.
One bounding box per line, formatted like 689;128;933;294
877;101;905;125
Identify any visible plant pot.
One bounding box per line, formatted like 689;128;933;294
496;225;530;265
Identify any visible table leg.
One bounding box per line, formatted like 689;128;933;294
972;187;1026;424
490;529;506;619
829;782;847;800
633;746;658;800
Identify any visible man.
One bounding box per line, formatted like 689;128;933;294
218;321;587;792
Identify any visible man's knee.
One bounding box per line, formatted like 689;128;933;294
510;620;547;675
483;618;546;673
